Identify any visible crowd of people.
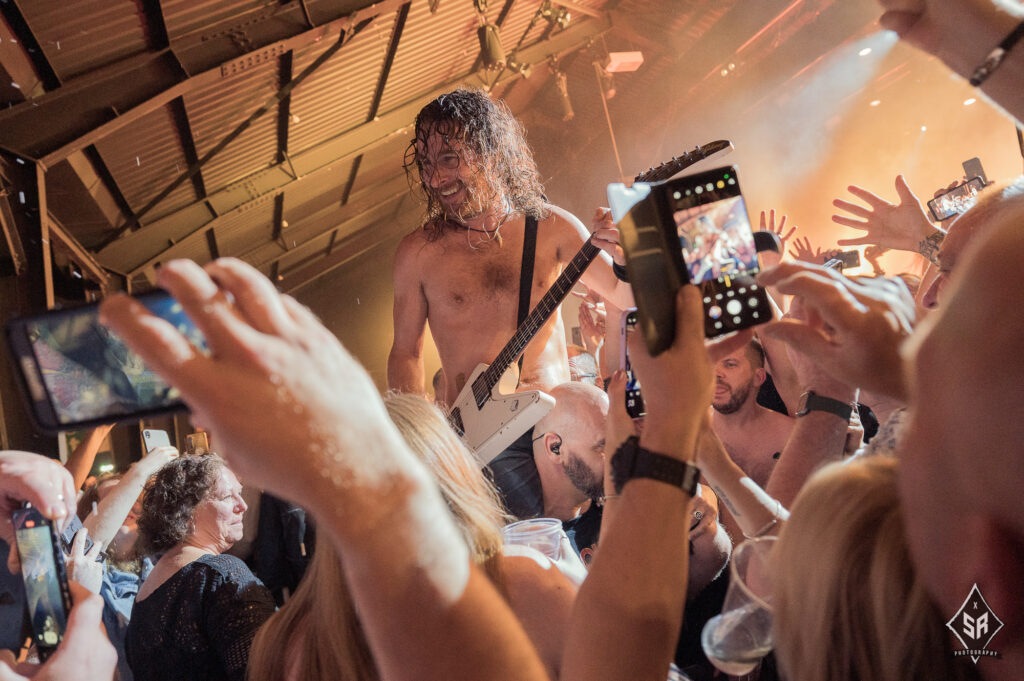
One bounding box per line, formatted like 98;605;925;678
2;1;1023;680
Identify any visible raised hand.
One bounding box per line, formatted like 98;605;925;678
788;236;824;264
759;210;797;268
832;175;936;253
98;259;412;526
759;210;797;250
864;245;887;275
66;528;103;595
589;207;625;265
757;262;916;401
580;299;606;346
1;451;76;573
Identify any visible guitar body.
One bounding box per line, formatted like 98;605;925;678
448;363;556;466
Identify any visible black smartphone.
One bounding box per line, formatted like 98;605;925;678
12;503;72;661
4;290;206;433
619;309;646;419
962;156;987;186
610;165;772;355
928;177;985;222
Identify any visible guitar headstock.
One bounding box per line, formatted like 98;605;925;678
634;140;733;183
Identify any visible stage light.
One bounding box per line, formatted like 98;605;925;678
478;22;505;70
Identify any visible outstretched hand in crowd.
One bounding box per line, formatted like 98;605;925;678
757;261;917;401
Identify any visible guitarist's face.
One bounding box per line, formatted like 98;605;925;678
416;132;492;223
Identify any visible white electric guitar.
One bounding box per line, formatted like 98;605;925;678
449;140;734;466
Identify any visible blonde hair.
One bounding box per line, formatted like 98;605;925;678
248;393;510;681
773;457;980;681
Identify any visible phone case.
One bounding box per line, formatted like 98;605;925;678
4;290;202;433
143;429;171;452
619;309;646;418
613;165;772;355
12;504;72;660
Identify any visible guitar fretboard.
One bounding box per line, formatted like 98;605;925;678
472;239;601;408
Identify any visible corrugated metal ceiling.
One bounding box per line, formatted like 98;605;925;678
0;0;882;298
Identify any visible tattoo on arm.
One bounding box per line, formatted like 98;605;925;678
917;230;945;265
712;485;741;517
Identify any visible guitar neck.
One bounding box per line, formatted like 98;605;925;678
474;239;600;402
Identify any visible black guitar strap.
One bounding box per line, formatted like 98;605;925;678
517;216;538;373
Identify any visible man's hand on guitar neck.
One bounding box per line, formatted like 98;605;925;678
588;206;636;312
589;207;627;268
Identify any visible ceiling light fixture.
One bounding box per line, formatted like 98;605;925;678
507;58;532;79
604;51;644;73
540;0;571;30
475;0;504;72
478;21;505;70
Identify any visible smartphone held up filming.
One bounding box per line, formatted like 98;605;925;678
143;428;171;452
928;176;985;222
12;503;72;661
4;290;205;433
620;309;646;419
608;165;772;355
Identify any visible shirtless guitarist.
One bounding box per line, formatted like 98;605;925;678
389;89;633;412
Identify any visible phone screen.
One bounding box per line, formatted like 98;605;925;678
5;291;206;432
928;177;985;222
669;167;770;337
13;505;71;659
622;310;646;419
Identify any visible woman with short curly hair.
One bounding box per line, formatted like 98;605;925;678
127;454;275;681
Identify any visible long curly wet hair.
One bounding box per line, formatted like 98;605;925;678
403;88;547;239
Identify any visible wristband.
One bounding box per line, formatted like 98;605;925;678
610;436;700;496
969;20;1024;87
795;391;853;421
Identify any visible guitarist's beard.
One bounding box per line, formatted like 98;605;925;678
436;177;505;229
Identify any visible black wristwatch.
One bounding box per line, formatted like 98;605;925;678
611;436;700;496
795;391;854;421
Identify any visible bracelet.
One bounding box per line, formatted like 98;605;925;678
612;261;629;282
969;20;1024;87
743;499;783;540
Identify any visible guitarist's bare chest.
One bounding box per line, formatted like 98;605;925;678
421;231;556;310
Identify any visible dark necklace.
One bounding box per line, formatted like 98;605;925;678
444;218;498;236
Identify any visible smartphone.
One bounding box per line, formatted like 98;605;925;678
58;514;95;556
12;503;72;661
619;309;646;418
4;290;206;433
928;177;985;222
962;156;987;186
185;432;209;455
610;165;772;355
824;249;860;271
142;428;171;453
